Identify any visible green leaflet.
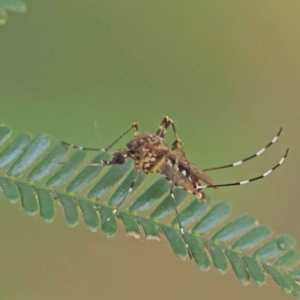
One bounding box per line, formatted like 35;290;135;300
27;143;68;182
138;217;160;240
226;250;250;285
0;133;31;168
77;198;100;232
98;204;117;237
65;152;109;194
119;211;140;238
0;6;7;24
289;270;300;281
129;177;170;213
46;151;86;188
7;133;50;177
242;256;266;286
88;159;132;200
160;224;187;259
232;226;273;251
0;130;300;299
35;188;55;222
171;197;210;228
0;125;11;144
274;249;300;270
263;264;293;293
185;233;210;271
0;0;26;25
56;193;79;227
0;176;20;203
192;202;231;234
253;235;295;260
212;215;256;243
203;240;228;274
150;188;188;220
16;181;39;215
109;169;146;207
0;0;26;11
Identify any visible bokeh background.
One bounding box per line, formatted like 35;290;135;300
0;1;300;299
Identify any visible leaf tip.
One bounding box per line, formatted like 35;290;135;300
127;232;141;239
146;235;161;241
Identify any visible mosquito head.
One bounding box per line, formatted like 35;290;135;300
112;151;127;164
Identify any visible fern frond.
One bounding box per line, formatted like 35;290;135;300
0;125;300;299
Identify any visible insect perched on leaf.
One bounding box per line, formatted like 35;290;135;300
61;116;289;259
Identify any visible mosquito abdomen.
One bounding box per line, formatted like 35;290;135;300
159;160;204;201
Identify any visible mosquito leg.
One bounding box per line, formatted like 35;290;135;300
59;148;128;166
156;116;173;138
156;116;189;166
61;141;103;151
170;186;192;259
114;171;139;211
168;152;193;259
197;148;289;189
83;159;117;166
166;118;190;160
156;117;189;161
203;127;283;172
103;150;144;227
105;123;139;151
102;170;140;226
61;123;139;152
58;160;114;166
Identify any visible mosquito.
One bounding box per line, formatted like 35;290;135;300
61;116;289;259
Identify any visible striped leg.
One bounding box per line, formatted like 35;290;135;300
61;123;139;152
156;116;183;146
203;127;283;171
156;116;189;164
113;170;139;213
103;150;144;227
102;170;140;226
197;149;289;189
168;147;192;259
168;118;189;161
59;151;127;166
170;186;193;259
83;160;118;167
156;116;173;138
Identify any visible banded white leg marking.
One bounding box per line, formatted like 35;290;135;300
263;170;272;177
61;123;139;153
256;148;265;156
61;141;105;151
203;127;283;172
84;160;113;166
101;171;139;228
101;171;139;229
233;160;243;167
240;180;249;185
197;148;289;189
170;187;192;259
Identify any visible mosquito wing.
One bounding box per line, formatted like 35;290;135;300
168;152;217;188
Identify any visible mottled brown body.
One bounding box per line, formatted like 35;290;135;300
124;132;216;201
126;133;167;174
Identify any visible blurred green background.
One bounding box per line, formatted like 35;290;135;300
0;0;300;299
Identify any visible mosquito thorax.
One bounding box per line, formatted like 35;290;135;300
126;133;168;174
